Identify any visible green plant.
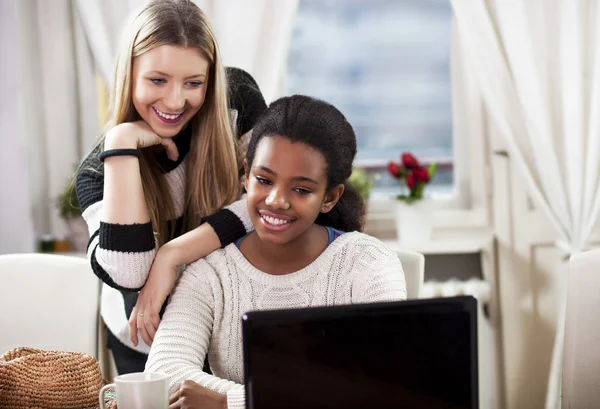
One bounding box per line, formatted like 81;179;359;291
57;171;81;219
348;167;375;201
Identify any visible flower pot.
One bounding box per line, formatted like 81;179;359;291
65;216;90;252
394;199;434;242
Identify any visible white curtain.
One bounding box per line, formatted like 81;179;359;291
450;0;600;408
0;0;35;253
0;0;98;254
74;0;146;85
76;0;299;103
197;0;299;102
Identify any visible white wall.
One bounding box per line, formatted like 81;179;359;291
0;0;36;253
0;0;98;254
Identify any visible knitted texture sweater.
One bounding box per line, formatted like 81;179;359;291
145;232;407;408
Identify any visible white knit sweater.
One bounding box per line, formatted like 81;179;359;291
145;231;407;409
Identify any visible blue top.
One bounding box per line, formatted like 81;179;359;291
235;226;345;248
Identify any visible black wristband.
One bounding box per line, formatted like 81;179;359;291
99;149;142;162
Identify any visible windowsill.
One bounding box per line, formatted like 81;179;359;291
366;197;489;227
364;197;493;255
380;229;494;256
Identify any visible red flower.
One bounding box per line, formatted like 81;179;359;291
401;153;419;169
387;162;401;178
406;173;415;189
413;167;430;183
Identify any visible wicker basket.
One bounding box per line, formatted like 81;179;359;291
0;347;107;409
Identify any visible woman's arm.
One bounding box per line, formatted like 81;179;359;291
76;123;179;290
129;223;219;346
77;122;183;290
130;195;254;345
76;146;156;291
102;121;180;223
163;194;254;266
204;194;254;248
144;261;246;409
101;129;152;224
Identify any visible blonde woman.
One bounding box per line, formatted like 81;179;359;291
76;0;265;374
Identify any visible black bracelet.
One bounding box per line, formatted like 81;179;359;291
99;149;142;162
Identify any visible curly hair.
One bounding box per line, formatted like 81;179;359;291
246;95;364;232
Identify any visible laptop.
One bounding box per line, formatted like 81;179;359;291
242;296;478;409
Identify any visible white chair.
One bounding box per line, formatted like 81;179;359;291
562;249;600;408
396;249;425;299
0;253;100;358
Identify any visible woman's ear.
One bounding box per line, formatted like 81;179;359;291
321;184;345;213
243;159;250;191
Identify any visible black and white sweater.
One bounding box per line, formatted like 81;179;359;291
76;126;254;354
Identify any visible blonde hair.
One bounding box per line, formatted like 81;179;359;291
105;0;239;244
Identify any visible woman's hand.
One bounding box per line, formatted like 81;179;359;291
169;380;227;409
128;248;180;346
105;120;180;161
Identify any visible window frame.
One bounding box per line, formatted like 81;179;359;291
283;3;491;232
364;22;491;232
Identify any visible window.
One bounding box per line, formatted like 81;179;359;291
286;0;455;198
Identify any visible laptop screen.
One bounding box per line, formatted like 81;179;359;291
242;296;478;409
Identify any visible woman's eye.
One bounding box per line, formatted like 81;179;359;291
255;177;271;186
150;78;165;85
294;188;311;195
186;81;203;88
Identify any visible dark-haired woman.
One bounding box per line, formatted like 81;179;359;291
144;95;407;409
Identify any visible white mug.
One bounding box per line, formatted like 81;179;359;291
99;372;169;409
